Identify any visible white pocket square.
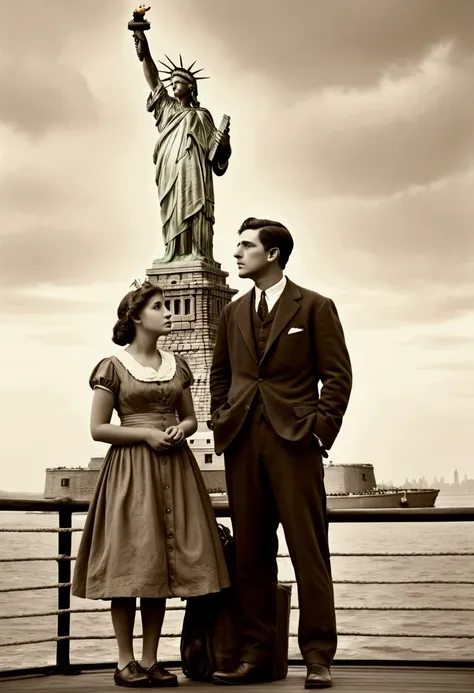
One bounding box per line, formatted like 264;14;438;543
288;327;304;335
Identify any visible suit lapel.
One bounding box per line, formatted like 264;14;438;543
262;279;301;362
235;289;257;360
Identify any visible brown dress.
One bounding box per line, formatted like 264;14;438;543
72;349;230;600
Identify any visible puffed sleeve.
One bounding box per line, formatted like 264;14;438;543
89;358;120;396
175;354;195;390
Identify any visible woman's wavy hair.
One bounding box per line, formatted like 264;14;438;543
112;281;164;346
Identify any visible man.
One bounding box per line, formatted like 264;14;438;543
209;218;352;689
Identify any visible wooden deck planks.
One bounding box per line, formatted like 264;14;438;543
0;666;473;693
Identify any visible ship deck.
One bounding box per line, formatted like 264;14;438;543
1;665;473;692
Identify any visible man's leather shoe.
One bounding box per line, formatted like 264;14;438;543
305;664;332;689
147;662;178;687
212;661;270;685
114;660;150;687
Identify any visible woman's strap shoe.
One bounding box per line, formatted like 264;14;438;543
147;662;179;687
114;660;150;687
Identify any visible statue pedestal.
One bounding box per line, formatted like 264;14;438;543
146;259;237;423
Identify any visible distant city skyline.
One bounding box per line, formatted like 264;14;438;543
381;468;474;494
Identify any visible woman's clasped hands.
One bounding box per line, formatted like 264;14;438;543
145;426;185;451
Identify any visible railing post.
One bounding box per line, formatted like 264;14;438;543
56;506;72;673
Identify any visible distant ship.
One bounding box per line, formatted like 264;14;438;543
324;487;439;510
209;462;439;510
45;452;439;509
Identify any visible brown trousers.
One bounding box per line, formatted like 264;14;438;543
224;411;337;668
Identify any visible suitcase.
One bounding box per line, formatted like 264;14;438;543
180;525;292;681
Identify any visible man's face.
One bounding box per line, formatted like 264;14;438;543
233;228;274;279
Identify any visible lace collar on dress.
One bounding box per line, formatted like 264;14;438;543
112;348;176;382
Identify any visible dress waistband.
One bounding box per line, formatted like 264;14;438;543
120;412;177;428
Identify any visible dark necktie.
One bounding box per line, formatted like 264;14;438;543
257;290;269;322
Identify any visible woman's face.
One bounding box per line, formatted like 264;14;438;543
136;292;172;337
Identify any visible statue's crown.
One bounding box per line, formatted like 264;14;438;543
158;54;209;91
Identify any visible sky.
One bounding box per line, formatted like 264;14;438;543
0;0;473;491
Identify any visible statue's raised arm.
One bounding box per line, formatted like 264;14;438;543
128;6;232;266
134;30;161;90
129;5;161;91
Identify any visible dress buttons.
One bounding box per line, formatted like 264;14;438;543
162;459;167;465
163;485;169;491
167;532;173;539
165;508;172;514
168;547;173;552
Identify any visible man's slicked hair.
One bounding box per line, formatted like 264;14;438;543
238;217;294;269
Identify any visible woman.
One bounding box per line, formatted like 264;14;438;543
72;282;230;688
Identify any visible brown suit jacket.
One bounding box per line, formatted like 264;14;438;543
209;278;352;455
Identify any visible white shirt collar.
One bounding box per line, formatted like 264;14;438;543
254;275;287;313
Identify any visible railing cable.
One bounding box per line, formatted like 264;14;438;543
1;632;473;650
0;604;473;621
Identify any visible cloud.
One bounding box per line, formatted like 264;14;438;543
29;329;93;346
290;169;474;295
0;281;133;322
0;0;128;137
331;286;474;331
418;359;474;371
0;128;161;291
248;43;474;200
0;168;82;214
0;1;125;58
0;284;117;318
0;288;91;315
171;2;474;199
180;0;474;89
450;390;474;399
0;223;127;287
0;58;98;137
400;333;474;349
295;48;474;196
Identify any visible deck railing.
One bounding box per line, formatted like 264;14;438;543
1;498;473;678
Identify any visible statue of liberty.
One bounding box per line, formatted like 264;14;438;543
130;7;231;265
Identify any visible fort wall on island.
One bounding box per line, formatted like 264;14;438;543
44;460;377;501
